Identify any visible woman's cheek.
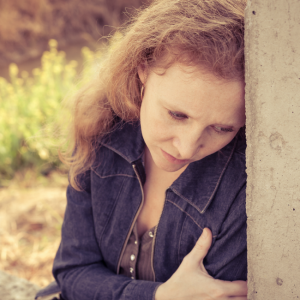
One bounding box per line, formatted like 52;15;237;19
153;117;173;143
210;134;236;154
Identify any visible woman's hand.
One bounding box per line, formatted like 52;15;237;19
155;228;247;300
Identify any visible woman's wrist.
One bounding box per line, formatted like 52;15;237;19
154;284;165;300
154;282;173;300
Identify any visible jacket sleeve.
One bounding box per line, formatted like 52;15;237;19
52;171;161;300
205;184;247;281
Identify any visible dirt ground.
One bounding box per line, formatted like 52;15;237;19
0;172;68;287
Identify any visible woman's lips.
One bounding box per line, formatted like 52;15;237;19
161;149;189;164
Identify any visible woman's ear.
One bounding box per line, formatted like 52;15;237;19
137;64;147;85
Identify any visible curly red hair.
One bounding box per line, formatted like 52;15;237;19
61;0;247;190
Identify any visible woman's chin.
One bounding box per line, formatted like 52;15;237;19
146;146;190;173
153;157;189;173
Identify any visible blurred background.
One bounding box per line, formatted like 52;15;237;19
0;0;145;287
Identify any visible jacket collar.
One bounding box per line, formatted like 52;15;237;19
170;137;237;214
101;121;145;164
101;121;241;214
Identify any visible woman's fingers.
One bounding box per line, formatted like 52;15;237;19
155;227;248;300
187;227;213;264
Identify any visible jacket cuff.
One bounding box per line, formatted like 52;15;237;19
123;280;162;300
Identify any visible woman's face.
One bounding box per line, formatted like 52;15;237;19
138;63;245;173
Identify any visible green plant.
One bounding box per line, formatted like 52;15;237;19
0;39;98;179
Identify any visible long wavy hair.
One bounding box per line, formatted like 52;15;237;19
62;0;247;190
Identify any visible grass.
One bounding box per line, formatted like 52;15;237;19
0;39;99;181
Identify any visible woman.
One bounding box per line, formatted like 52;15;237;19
38;0;248;299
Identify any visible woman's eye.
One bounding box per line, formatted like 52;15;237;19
168;110;187;120
212;126;234;134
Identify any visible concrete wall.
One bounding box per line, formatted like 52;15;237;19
245;0;300;299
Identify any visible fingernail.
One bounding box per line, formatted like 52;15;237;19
202;228;208;239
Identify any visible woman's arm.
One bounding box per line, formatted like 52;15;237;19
53;172;161;300
53;172;247;300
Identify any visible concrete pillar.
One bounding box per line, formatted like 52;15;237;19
245;0;300;299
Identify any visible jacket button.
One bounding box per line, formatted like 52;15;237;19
149;231;154;238
130;254;136;261
130;267;134;273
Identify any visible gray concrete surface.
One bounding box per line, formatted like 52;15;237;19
0;271;40;300
245;0;300;299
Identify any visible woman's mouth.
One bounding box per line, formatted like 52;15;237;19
161;149;189;164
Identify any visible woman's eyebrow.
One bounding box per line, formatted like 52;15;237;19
161;99;192;116
214;124;236;129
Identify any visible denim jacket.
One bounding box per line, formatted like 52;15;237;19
52;121;247;300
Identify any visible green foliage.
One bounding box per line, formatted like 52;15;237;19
0;39;98;179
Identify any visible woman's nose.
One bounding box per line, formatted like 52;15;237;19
172;127;204;159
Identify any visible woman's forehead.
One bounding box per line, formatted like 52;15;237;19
150;63;245;99
148;63;245;125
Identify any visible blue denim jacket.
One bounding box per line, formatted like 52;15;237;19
52;121;247;300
